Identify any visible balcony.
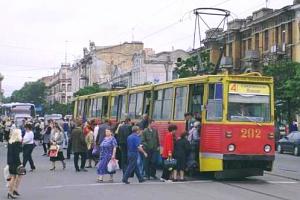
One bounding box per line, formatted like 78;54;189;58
220;56;233;68
243;50;260;62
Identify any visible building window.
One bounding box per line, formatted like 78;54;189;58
62;84;66;91
264;30;269;51
242;40;246;57
62;73;66;79
67;84;71;92
228;43;232;57
248;38;252;50
255;33;259;50
275;27;279;44
281;24;286;44
288;22;293;44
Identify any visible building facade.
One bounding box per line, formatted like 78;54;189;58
46;64;73;104
71;41;144;93
131;49;189;86
204;1;300;72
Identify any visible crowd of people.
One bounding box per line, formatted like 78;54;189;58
0;112;201;198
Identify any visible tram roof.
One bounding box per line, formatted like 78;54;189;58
74;73;273;100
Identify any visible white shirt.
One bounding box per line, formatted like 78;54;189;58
93;125;99;143
23;131;34;144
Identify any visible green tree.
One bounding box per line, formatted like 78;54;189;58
73;83;106;97
263;61;300;122
174;51;214;78
10;81;46;105
44;102;72;116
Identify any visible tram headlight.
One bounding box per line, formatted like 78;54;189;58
264;145;271;153
227;144;235;152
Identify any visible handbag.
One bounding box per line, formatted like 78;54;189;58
17;165;26;175
49;145;59;158
164;157;177;171
92;145;100;156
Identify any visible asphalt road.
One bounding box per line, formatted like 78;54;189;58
1;143;299;200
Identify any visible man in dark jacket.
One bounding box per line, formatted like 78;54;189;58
139;114;149;130
142;120;160;179
71;119;88;172
118;118;132;174
96;119;110;145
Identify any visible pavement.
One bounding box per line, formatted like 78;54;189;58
1;142;300;200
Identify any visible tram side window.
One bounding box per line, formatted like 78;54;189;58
89;99;94;118
136;93;144;119
96;97;102;117
189;84;204;119
206;83;223;121
77;100;82;117
119;95;127;120
161;88;173;120
143;91;151;115
174;87;188;120
102;96;109;118
128;94;137;119
111;96;119;118
152;90;163;120
92;99;98;117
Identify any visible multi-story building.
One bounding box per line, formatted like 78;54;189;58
204;1;300;72
131;49;189;86
71;41;144;93
0;73;4;104
46;64;73;104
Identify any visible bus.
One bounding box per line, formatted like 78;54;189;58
1;103;36;119
73;72;275;178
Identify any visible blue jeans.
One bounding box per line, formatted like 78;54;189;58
137;152;144;176
122;152;143;182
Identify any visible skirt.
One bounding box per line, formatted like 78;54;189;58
50;151;65;162
9;164;18;175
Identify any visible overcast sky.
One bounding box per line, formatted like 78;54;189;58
0;0;293;96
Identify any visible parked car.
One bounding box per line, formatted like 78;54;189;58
277;131;300;156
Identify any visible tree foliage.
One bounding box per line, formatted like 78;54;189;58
174;51;214;78
44;102;72;116
263;61;300;121
73;83;107;97
10;81;47;105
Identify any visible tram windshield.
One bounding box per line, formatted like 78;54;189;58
227;83;271;123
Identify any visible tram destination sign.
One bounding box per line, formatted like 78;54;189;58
229;83;269;95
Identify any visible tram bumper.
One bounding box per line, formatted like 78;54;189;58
223;154;274;172
200;153;274;173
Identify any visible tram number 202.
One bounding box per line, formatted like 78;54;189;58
240;128;261;139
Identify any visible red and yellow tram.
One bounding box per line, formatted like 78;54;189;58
74;72;275;178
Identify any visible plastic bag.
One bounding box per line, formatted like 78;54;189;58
107;159;120;173
3;165;10;187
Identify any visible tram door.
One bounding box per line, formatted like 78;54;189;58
188;84;204;121
188;83;204;170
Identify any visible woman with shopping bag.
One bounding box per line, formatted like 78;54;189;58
49;123;66;171
96;128;118;182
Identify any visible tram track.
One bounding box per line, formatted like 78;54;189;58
219;181;292;200
265;172;300;181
